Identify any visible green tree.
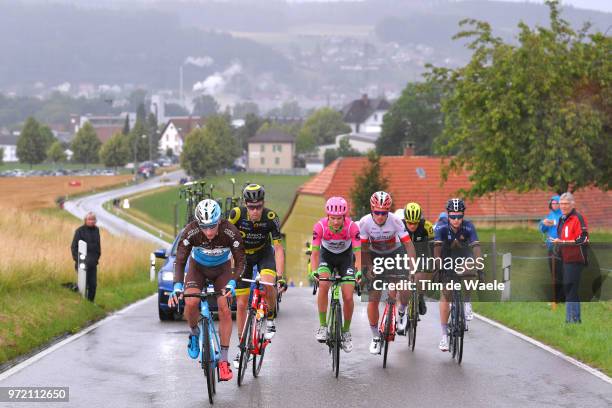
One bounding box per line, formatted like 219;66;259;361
235;113;264;149
323;148;338;166
297;108;350;153
428;0;611;196
39;125;56;153
122;114;130;135
0;147;4;165
267;101;302;118
350;151;389;218
192;95;220;118
128;120;149;162
46;140;66;166
146;112;160;160
16;117;46;167
99;133;130;169
136;102;147;124
180;115;239;178
324;138;362;166
71;122;101;167
377;82;442;155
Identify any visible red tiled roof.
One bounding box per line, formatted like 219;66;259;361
299;156;612;226
93;125;123;143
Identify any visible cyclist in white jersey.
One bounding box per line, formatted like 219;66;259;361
359;191;416;354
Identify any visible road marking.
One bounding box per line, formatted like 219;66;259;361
474;312;612;385
0;294;156;381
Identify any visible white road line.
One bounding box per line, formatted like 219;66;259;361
474;312;612;385
0;294;156;381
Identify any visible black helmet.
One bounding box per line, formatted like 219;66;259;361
446;198;465;212
243;184;265;203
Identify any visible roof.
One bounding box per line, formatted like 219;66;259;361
341;95;390;124
248;129;295;143
161;117;204;141
93;125;123;143
0;134;19;145
298;156;612;226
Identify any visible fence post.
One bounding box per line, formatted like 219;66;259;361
501;252;512;301
150;252;156;282
77;240;87;298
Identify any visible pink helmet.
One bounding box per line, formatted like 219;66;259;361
325;196;348;216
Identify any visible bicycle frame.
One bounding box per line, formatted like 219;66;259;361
199;293;221;366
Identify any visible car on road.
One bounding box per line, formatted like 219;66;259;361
155;230;237;321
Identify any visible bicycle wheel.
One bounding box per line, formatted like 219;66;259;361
252;318;266;377
238;311;254;386
201;318;214;404
449;300;457;359
382;303;392;368
455;295;465;364
407;291;418;351
332;301;342;378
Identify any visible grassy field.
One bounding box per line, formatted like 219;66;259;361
0;162;131;173
0;183;156;366
125;173;311;234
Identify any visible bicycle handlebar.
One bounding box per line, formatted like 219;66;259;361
240;278;276;287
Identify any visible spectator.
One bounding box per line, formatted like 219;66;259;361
71;212;101;302
435;212;448;227
552;193;589;323
539;195;564;303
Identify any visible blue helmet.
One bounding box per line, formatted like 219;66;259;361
195;199;221;227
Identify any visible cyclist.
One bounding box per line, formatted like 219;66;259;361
433;198;483;352
169;199;246;381
310;196;361;353
397;202;431;334
228;184;285;368
360;191;416;354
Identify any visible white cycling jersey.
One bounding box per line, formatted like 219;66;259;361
359;212;410;254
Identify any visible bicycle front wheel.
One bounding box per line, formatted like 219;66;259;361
238;311;254;386
331;301;342;378
407;291;418;351
201;318;215;404
455;296;465;364
382;303;393;368
252;318;266;377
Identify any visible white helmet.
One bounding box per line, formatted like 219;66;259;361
194;199;221;227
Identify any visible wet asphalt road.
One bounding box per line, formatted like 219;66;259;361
1;289;610;408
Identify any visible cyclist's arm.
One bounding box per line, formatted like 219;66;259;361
174;225;195;284
269;210;284;277
310;222;324;274
227;223;246;278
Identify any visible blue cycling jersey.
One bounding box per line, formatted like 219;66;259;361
434;219;479;245
191;246;232;267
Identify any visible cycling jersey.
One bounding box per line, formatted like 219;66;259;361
228;206;282;254
175;219;246;284
434;219;480;259
311;217;361;254
403;218;434;259
359;212;410;254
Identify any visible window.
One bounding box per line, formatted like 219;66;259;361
277;144;282;152
373;114;378;121
260;157;265;165
275;157;280;165
260;144;265;152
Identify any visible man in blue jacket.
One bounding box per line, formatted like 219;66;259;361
539;195;563;303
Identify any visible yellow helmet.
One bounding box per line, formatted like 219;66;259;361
404;202;422;223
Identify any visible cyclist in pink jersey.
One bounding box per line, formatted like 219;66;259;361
310;196;361;352
360;191;416;355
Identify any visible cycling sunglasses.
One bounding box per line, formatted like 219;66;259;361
199;223;219;230
246;204;263;210
372;210;388;216
448;214;464;220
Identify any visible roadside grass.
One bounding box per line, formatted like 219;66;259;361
0;203;156;367
125;173;311;231
474;301;612;377
0;162;131;174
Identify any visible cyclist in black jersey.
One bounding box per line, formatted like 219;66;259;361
228;184;285;368
397;202;431;334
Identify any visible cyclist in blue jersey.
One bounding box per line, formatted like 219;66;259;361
433;198;483;352
169;199;246;381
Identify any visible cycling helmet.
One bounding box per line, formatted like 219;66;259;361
195;199;221;227
243;184;265;203
404;202;422;223
446;198;465;213
370;191;392;210
325;196;348;216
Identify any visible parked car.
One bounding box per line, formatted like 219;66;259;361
138;161;156;178
155;230;237;321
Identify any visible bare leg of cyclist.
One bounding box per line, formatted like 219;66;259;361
236;294;249;340
184;287;201;331
315;272;331;342
438;291;450;351
341;283;354;328
217;293;232;348
367;290;382;354
261;271;277;340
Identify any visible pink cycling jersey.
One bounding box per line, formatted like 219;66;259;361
312;217;361;254
359;212;410;254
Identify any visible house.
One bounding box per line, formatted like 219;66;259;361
76;114;136;144
0;133;18;162
247;129;295;171
317;132;378;160
280;151;612;278
158;117;204;156
341;94;390;134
